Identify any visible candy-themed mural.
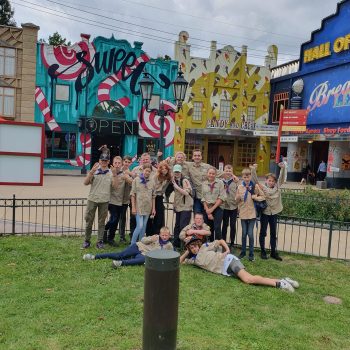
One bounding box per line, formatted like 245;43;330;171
35;34;179;169
174;31;277;175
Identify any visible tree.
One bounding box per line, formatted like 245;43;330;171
0;0;16;26
48;32;71;46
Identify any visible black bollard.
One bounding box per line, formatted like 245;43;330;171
143;249;180;350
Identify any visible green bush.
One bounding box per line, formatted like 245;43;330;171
281;188;350;222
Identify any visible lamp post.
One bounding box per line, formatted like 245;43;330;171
139;68;188;160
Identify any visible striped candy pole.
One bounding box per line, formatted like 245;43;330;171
65;133;91;167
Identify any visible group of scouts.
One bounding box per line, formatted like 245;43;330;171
81;148;299;292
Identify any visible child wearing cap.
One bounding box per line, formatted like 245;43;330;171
251;163;286;261
180;237;299;292
172;164;194;249
82;152;118;249
83;226;173;268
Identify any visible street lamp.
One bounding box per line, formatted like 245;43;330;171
77;116;94;174
139;68;188;159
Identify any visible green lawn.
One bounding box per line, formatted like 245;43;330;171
1;236;349;350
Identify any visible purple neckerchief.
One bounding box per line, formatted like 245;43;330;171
159;238;169;247
208;181;216;193
96;168;110;175
140;173;148;185
242;181;254;202
223;178;234;194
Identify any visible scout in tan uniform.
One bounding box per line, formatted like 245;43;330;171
235;168;265;261
83;227;173;268
131;152;157;178
150;161;172;235
180;237;299;292
130;164;155;244
82;153;118;249
103;156;125;246
201;167;227;241
251;162;286;261
119;156;134;242
179;213;211;244
221;165;239;249
172;164;193;249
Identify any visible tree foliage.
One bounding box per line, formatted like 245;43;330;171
0;0;16;26
48;31;71;46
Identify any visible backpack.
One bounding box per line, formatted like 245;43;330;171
251;183;267;218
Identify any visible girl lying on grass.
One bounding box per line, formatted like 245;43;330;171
83;226;173;268
180;236;299;292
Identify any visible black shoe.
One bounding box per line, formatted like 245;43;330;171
261;251;268;260
107;240;119;247
248;255;255;262
119;237;127;244
271;253;282;261
238;252;246;259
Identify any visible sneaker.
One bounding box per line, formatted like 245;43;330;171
96;241;104;249
261;251;268;260
120;237;127;243
271;253;283;261
107;240;119;247
81;241;91;249
238;252;246;259
83;253;95;260
248;255;255;262
279;279;295;292
284;277;300;289
112;260;122;269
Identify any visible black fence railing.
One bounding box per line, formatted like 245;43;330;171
1;195;349;260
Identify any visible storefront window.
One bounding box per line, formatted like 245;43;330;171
219;100;230;121
184;134;204;160
192;102;203;122
45;131;77;159
247;106;256;124
238;141;256;167
272;92;289;123
0;87;15;117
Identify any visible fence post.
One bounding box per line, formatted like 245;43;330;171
327;221;333;259
12;194;16;235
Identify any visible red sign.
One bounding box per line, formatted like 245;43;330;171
283;109;308;126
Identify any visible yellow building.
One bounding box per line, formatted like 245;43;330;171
174;31;277;175
0;23;39;121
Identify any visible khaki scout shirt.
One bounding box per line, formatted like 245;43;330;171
236;183;265;220
152;175;170;196
251;167;285;215
221;178;239;210
188;162;211;199
184;241;225;274
173;178;193;212
130;176;155;215
136;236;173;254
201;180;226;208
179;223;211;241
110;171;125;206
87;170;113;203
122;182;132;205
132;164;157;177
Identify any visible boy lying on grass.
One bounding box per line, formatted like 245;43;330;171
180;237;299;292
83;226;173;268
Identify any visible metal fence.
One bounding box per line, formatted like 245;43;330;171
1;195;349;260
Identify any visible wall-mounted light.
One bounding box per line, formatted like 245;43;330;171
307;140;313;144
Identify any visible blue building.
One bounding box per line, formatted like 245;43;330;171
270;0;350;188
35;33;179;170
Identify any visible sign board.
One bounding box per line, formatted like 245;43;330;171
283;109;308;125
282;125;307;131
280;136;298;142
253;130;278;136
329;166;340;172
0;121;44;186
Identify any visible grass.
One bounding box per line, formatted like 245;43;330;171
1;236;350;350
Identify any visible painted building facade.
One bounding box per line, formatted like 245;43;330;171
174;31;277;175
0;23;39;121
270;0;350;188
35;34;178;169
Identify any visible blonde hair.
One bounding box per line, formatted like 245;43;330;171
266;173;277;181
242;168;251;176
160;226;171;234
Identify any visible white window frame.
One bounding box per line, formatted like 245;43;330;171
192;101;203;122
55;84;70;102
219;100;230;121
0;47;16;77
247;106;256;124
0;87;15;117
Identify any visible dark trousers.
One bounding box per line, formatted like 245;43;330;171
241;219;255;257
152;195;165;235
259;214;278;253
173;210;192;248
204;207;223;241
119;204;136;240
222;209;238;246
104;204;123;242
318;171;326;181
95;243;145;266
193;197;204;214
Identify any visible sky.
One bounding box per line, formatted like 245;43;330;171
11;0;342;66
